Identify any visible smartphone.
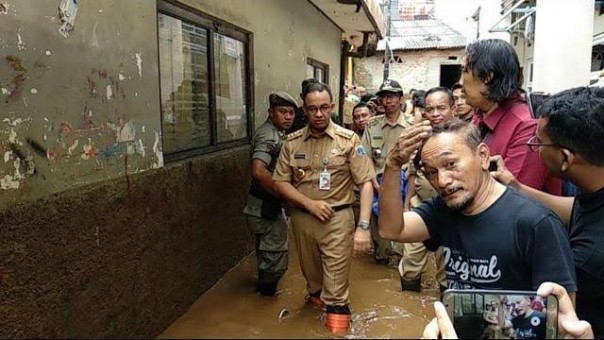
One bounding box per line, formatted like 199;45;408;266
488;160;498;172
442;289;558;339
527;92;550;119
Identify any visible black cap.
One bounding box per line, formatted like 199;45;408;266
269;91;297;108
376;79;404;96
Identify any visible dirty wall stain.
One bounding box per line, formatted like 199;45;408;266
3;55;28;102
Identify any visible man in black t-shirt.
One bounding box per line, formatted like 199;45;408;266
378;119;577;294
492;86;604;337
501;296;546;339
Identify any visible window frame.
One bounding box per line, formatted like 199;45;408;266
306;57;329;83
157;0;254;163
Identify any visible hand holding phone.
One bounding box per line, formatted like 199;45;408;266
488;160;498;172
442;289;558;339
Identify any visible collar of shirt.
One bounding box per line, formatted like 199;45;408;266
303;120;336;140
380;109;411;129
577;185;604;212
475;92;525;132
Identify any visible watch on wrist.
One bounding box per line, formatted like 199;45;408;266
357;220;370;231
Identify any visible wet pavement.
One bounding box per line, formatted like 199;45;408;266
159;231;440;339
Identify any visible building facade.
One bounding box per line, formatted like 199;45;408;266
354;18;466;93
0;0;383;337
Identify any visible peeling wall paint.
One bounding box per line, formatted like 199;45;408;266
0;3;10;15
58;0;78;38
0;0;162;203
135;53;142;78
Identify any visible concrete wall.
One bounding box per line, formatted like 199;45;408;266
0;0;163;205
178;0;343;128
532;0;594;93
0;147;253;338
477;0;511;41
594;9;604;38
0;0;344;337
354;48;465;94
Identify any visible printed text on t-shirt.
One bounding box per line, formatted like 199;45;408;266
443;247;502;284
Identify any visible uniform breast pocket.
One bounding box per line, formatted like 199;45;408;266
327;155;349;186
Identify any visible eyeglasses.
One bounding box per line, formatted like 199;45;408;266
305;104;332;115
526;135;571;152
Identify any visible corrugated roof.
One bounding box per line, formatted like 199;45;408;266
377;19;467;51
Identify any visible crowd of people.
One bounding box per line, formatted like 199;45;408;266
242;38;603;338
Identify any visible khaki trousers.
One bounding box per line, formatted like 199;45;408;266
291;207;354;306
400;243;447;288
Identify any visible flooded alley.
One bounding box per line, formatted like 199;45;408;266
159;232;440;339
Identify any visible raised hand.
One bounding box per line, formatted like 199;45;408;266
386;121;432;171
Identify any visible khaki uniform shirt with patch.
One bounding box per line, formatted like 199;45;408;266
273;121;375;206
407;156;438;208
361;110;414;176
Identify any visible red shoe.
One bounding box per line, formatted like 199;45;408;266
325;313;350;335
306;294;325;308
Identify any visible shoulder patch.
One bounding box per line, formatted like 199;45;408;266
366;115;383;127
285;128;305;141
355;145;367;157
334;126;354;139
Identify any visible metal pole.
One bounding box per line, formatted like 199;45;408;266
383;0;392;81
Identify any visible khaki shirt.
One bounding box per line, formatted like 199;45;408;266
407;154;438;208
343;99;355;126
273;121;375;206
361;110;414;176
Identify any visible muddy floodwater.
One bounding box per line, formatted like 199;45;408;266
159;231;440;339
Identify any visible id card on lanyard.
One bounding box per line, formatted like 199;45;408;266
319;158;330;190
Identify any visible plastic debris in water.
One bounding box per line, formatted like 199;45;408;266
278;308;289;322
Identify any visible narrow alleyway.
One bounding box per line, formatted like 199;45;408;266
159;230;440;339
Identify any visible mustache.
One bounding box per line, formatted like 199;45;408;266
441;187;462;196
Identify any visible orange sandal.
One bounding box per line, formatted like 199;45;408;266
306;294;325;308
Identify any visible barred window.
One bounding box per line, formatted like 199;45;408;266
158;1;252;161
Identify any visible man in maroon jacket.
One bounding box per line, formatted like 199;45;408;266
461;39;560;194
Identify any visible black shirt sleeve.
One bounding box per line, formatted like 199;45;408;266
412;197;443;251
524;214;578;292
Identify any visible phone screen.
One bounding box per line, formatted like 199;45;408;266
443;290;558;339
488;160;498;172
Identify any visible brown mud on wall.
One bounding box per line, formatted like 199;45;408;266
0;146;253;338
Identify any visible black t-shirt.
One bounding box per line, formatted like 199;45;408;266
511;311;546;339
570;187;604;337
414;188;577;291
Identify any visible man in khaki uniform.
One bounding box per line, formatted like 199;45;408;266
361;79;414;266
403;87;454;292
273;82;375;336
243;92;297;296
